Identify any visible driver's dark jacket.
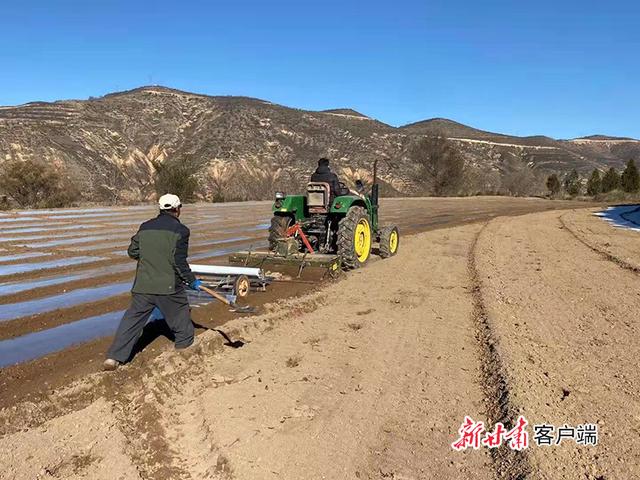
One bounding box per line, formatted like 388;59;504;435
127;211;196;295
310;165;343;196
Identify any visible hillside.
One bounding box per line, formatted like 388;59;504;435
574;134;637;141
400;117;558;146
0;86;638;202
400;118;640;173
321;108;371;119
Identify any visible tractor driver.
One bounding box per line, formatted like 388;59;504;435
310;157;344;198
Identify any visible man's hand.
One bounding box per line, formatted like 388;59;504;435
190;279;203;290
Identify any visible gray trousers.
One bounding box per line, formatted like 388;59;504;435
106;290;194;363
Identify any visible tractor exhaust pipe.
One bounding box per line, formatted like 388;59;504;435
373;158;378;186
371;159;379;207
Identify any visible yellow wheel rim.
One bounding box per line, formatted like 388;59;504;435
389;230;398;254
237;279;249;297
354;219;371;262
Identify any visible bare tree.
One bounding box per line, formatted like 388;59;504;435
95;166;129;205
499;151;539;196
462;165;502;195
409;136;465;196
84;156;155;204
546;173;561;197
201;162;233;202
123;159;155;202
0;159;79;208
208;158;307;201
151;154;207;203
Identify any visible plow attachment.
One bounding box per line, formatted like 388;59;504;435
229;250;341;277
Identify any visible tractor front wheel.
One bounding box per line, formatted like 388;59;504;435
268;215;292;251
337;206;372;269
379;225;400;258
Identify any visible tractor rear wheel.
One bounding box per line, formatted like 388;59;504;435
268;215;291;251
337;206;372;269
379;225;400;258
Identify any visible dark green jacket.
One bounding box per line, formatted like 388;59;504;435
128;211;196;294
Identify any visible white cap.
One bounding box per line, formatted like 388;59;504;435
158;193;182;210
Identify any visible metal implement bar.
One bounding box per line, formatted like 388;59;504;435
229;250;340;270
190;264;262;278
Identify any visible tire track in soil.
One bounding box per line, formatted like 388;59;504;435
559;212;640;274
124;295;327;480
0;294;318;436
14;295;325;480
107;373;190;480
468;221;531;480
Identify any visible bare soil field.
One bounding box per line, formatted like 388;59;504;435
4;197;635;479
0;196;587;409
474;211;640;479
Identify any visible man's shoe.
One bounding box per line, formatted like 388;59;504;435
103;358;121;371
176;338;202;356
175;337;197;350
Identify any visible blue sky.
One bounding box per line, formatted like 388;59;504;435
1;0;638;138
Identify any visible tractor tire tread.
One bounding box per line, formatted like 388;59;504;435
337;206;370;269
268;215;291;251
379;225;399;258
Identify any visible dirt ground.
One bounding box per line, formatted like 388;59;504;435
5;199;638;479
0;197;589;409
1;222;495;480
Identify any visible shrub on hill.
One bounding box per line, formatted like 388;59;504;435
601;167;620;193
621;159;640;193
594;189;640;203
563;169;582;196
0;159;79;208
586;169;602;196
409;136;465;196
546;174;561;196
151;155;206;203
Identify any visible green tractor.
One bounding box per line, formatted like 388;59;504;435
267;161;399;269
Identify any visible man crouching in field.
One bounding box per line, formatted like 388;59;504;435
103;193;202;371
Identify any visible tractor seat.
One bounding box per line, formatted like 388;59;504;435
307;182;331;214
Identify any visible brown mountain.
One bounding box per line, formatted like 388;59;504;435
0;86;638;202
321;108;371;119
400;118;640;173
400;118;558;146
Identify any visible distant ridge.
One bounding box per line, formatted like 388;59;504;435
400;118;559;147
321;108;370;119
571;134;639;142
0;85;638;202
